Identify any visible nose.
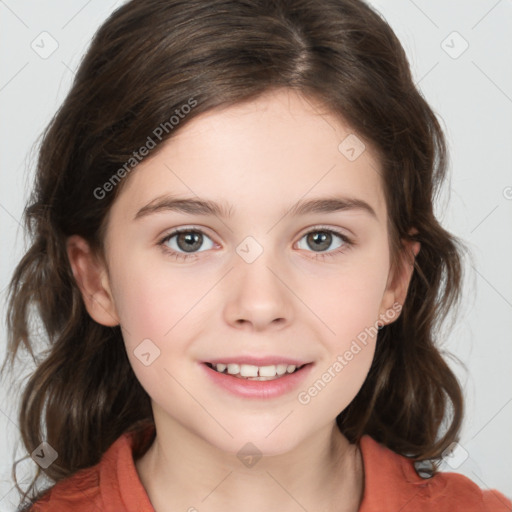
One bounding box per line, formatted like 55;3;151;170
222;245;294;332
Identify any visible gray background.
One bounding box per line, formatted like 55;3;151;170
1;0;511;508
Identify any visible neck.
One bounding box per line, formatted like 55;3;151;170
135;413;364;512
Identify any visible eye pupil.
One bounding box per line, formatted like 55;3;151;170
307;231;331;251
177;232;202;252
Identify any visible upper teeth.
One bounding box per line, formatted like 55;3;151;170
213;363;300;377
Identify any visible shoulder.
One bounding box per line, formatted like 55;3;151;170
358;435;512;512
28;424;156;512
28;465;102;512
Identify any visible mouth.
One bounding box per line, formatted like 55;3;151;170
203;362;309;381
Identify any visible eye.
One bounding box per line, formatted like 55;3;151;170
158;226;354;262
296;227;353;260
158;228;215;261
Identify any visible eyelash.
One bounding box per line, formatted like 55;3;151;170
157;225;354;262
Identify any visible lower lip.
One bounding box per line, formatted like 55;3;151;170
200;362;314;399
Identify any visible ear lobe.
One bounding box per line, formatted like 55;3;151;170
66;235;120;326
378;237;421;326
394;238;420;304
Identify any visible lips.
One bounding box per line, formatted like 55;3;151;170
203;356;310;367
200;360;314;399
205;361;306;380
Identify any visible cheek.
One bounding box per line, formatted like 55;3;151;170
296;263;386;413
109;259;202;406
297;342;376;417
302;246;390;349
109;251;205;347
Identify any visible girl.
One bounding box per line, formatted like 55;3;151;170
2;0;510;510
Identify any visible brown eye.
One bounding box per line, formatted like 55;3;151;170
305;231;333;252
160;228;215;258
297;229;348;253
175;231;203;253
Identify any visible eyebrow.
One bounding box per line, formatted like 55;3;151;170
133;194;377;221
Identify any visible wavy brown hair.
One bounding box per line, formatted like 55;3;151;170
2;0;469;507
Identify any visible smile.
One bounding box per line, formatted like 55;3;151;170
201;361;314;399
205;362;306;380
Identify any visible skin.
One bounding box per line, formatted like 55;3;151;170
67;88;420;512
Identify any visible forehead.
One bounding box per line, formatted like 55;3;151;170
109;89;386;224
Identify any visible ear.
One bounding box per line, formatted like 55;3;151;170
66;235;120;326
378;229;420;327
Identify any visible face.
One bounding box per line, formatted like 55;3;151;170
69;88;415;456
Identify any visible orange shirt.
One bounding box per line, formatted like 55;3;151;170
30;425;511;511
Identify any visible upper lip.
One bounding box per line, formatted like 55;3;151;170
203;356;311;366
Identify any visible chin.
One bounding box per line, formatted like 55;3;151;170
204;423;304;458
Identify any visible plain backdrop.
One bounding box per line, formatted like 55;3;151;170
1;0;511;509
